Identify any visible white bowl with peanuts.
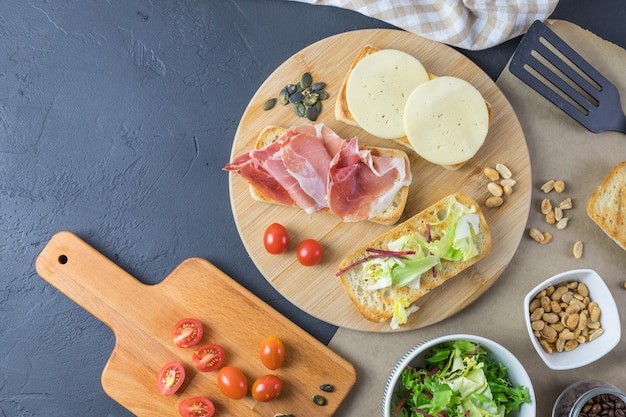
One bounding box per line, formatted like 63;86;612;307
523;269;621;370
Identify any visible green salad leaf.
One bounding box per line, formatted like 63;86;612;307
392;340;531;417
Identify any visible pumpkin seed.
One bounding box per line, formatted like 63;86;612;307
305;105;319;121
263;98;277;111
292;102;305;117
310;81;326;91
316;90;329;100
320;384;334;392
312;394;327;406
288;91;304;104
286;84;297;95
299;71;312;89
303;94;318;106
279;88;290;105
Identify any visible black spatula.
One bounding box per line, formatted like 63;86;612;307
509;20;626;134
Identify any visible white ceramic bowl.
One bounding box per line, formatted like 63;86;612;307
523;269;621;370
382;334;536;417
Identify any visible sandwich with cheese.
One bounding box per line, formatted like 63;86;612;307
336;193;491;329
587;161;626;250
335;45;492;170
224;123;412;225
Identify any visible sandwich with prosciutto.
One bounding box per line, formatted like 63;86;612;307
224;123;412;225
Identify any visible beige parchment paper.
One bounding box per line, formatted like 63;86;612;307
330;20;626;417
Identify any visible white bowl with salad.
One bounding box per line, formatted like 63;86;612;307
383;334;535;417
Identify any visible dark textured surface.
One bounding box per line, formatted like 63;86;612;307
1;1;625;416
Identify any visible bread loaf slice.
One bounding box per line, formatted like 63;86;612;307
587;161;626;250
247;125;411;225
337;193;491;324
335;45;492;171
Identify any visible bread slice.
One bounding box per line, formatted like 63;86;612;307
337;193;491;324
587;161;626;250
335;45;492;171
248;125;411;225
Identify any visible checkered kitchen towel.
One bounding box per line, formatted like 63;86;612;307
290;0;559;50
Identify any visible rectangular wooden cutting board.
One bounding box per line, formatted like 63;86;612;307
35;231;356;416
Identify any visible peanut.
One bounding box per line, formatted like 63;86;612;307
554;179;565;193
573;241;583;259
487;182;503;197
556;217;569;230
483;167;500;181
495;163;512;179
485;196;504;207
529;228;545;242
559;197;573;210
541;180;555;193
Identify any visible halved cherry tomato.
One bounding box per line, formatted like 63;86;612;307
260;336;285;370
251;374;283;402
263;223;289;254
157;361;186;396
178;397;215;417
217;366;248;400
172;318;203;348
192;343;225;372
296;238;323;266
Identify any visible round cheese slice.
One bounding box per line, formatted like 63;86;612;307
346;49;430;140
404;76;489;167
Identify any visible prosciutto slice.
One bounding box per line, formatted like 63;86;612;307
280;131;332;211
327;137;412;221
263;146;321;214
224;141;295;206
224;123;411;221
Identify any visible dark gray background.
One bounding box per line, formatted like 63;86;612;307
1;1;625;415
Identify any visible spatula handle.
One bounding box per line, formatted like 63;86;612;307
35;231;148;331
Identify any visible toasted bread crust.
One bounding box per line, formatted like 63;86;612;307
248;125;411;225
337;193;491;323
587;161;626;250
335;45;493;171
334;45;380;126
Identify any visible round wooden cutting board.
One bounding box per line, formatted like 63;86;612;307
228;29;531;332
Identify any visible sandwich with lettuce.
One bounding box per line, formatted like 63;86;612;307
336;193;491;329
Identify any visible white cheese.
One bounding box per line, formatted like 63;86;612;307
346;49;429;139
404;76;489;166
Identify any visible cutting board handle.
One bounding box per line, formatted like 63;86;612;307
35;231;148;331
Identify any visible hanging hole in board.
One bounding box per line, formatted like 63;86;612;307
58;254;68;264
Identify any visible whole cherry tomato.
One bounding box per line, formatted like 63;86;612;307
296;238;323;266
172;318;203;348
263;223;289;254
251;374;283;402
260;336;285;370
192;343;225;372
217;366;248;400
157;361;185;396
178;397;215;417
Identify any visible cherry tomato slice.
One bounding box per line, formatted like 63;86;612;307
172;318;203;348
251;374;283;402
296;238;323;266
192;343;225;372
260;336;285;370
178;397;215;417
157;361;185;396
263;223;289;254
217;366;248;400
